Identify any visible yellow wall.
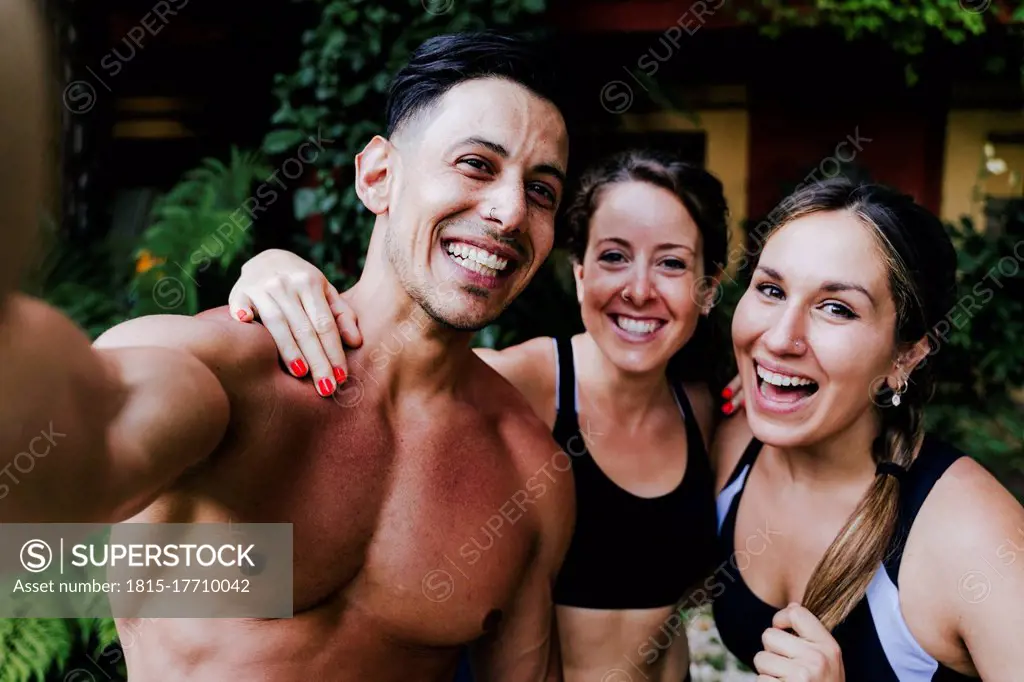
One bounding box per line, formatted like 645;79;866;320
941;110;1024;226
619;108;750;252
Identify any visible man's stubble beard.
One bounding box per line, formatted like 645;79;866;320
384;228;509;333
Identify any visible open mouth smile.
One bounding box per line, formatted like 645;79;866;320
442;239;520;289
753;359;820;413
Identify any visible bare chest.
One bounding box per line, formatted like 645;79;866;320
171;389;542;647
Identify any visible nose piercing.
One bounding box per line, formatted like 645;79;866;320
621;288;631;302
489;207;497;221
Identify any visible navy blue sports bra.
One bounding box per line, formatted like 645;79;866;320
713;435;976;681
550;337;719;609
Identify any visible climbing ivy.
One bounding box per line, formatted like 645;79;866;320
739;0;1024;84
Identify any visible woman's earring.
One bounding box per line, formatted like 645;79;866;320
891;377;907;407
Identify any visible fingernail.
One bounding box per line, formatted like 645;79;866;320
289;359;308;377
333;367;347;384
721;387;733;400
317;377;335;396
722;402;734;415
236;309;249;321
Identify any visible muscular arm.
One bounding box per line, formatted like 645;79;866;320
470;420;575;682
0;299;252;523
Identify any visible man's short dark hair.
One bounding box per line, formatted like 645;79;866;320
385;31;561;137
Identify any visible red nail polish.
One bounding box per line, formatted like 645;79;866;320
290;359;308;377
721;387;733;400
334;367;347;383
722;402;734;415
236;310;248;321
317;377;335;396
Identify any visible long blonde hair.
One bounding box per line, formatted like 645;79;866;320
753;179;957;630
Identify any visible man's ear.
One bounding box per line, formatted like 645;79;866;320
355;135;391;215
572;260;584;305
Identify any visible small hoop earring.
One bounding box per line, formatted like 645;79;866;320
891;378;908;407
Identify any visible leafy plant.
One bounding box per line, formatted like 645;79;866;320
738;0;1024;84
29;147;271;338
131;147;272;317
23;222;135;339
925;206;1024;493
0;617;121;682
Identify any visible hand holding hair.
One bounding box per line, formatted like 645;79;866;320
752;603;846;682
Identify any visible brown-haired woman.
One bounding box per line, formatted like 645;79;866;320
226;148;731;682
711;179;1024;680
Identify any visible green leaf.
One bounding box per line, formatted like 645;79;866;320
263;129;306;155
341;82;369;106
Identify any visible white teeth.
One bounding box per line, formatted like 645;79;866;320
451;256;497;277
447;242;509;272
615;316;659;335
756;364;815;387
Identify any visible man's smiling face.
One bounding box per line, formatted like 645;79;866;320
382;76;569;331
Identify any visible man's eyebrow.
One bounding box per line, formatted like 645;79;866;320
451;136;566;186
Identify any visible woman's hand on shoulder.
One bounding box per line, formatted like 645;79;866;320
228;249;363;397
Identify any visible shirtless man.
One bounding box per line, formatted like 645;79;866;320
0;16;574;681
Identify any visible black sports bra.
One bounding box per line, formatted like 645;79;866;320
550;337;719;609
713;435;976;681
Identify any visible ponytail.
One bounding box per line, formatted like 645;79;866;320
801;400;924;630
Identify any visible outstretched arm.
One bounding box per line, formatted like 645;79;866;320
0;298;244;523
0;0;233;524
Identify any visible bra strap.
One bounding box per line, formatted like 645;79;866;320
553;337;579;431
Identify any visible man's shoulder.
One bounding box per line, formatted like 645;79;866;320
468;354;547;429
96;305;282;385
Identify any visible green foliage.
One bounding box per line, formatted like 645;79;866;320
22;225;135;340
925;207;1024;489
263;0;549;288
738;0;1017;84
0;619;68;682
131;147;272;317
0;617;122;682
29;148;271;337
